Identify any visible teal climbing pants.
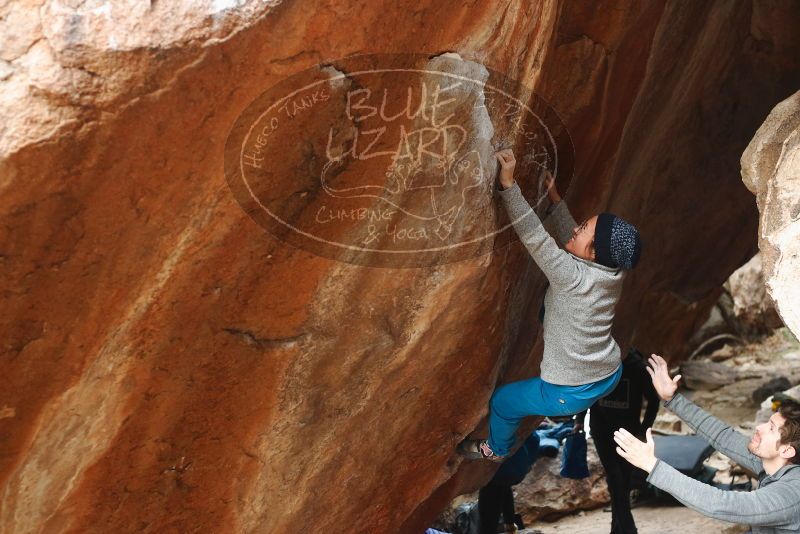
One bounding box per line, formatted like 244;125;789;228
487;365;622;456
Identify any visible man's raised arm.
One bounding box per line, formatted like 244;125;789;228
647;354;762;474
615;425;800;530
647;457;800;528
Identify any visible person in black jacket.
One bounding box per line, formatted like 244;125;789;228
580;348;660;534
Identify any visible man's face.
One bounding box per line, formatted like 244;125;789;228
565;215;598;261
749;412;792;460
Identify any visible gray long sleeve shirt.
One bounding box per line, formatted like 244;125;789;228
498;182;623;385
648;394;800;532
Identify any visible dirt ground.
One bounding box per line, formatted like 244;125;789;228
526;502;746;533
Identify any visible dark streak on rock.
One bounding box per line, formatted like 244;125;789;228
222;327;307;350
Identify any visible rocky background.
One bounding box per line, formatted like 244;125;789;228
742;90;800;340
1;1;799;533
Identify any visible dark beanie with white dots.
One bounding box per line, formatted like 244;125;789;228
594;213;642;270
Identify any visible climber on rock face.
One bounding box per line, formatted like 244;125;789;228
615;354;800;534
458;148;642;462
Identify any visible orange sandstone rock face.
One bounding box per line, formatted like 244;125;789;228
1;2;799;533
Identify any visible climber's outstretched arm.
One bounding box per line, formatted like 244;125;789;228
495;150;581;292
541;170;577;246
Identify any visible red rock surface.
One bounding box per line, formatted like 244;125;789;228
1;2;799;533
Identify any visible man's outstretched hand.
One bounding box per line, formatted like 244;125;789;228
614;427;658;473
646;354;682;402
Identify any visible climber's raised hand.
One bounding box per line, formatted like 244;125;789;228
543;169;561;203
495;149;516;189
646;354;681;402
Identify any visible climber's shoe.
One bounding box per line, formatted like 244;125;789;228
457;438;506;463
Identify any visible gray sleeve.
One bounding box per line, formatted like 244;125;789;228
542;200;578;246
647;460;800;527
498;182;582;292
664;393;763;474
